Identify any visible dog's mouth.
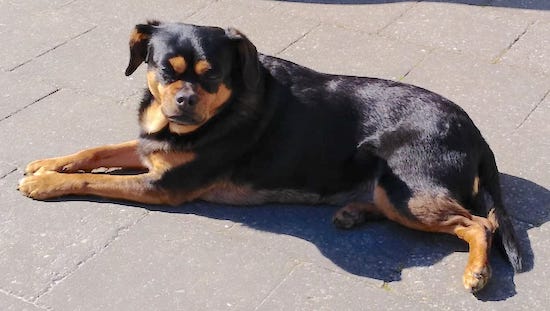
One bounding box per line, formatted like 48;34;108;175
167;114;204;125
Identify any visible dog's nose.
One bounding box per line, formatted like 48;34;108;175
175;92;198;107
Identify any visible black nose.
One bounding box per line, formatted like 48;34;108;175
175;93;198;107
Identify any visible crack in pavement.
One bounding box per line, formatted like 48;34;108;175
516;88;549;129
33;210;151;303
0;89;61;123
8;25;98;72
275;22;322;56
0;288;50;311
492;20;535;64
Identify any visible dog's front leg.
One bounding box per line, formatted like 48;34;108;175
25;140;144;175
19;150;199;205
18;172;200;205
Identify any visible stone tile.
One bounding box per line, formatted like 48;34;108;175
0;89;139;168
390;220;550;309
256;263;435;310
279;24;430;81
381;2;534;61
179;203;479;288
67;0;210;26
496;94;550;189
38;212;299;310
271;0;417;34
185;1;320;55
0;291;44;311
0;172;147;302
11;24;147;101
513;222;550;309
0;3;96;71
0;71;58;120
0;161;17;179
401;50;550;142
500;20;550;75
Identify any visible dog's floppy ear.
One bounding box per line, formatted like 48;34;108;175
125;21;159;76
225;28;260;90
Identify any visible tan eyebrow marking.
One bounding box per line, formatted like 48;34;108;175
194;60;212;75
168;56;187;74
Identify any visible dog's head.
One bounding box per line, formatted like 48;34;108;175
126;21;260;135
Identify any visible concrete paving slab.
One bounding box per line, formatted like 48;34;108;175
514;222;550;308
256;262;436;311
380;2;534;61
0;3;96;71
0;71;58;120
0;172;147;304
37;211;299;310
271;0;417;34
0;161;17;180
0;88;139;168
495;94;550;188
11;25;147;102
401;50;550;141
0;291;44;311
66;0;209;25
500;20;550;75
279;23;430;81
185;1;320;55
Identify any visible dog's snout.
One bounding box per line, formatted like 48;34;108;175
175;90;198;107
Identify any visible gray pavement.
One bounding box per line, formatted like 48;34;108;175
1;0;549;310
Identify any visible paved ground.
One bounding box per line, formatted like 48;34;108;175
1;0;549;310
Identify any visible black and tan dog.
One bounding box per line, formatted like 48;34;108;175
19;21;522;292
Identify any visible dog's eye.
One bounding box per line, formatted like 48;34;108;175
159;70;175;83
202;73;221;81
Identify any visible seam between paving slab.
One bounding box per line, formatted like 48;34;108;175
0;167;18;180
252;261;303;311
0;288;49;311
275;21;322;56
491;20;536;64
0;89;61;123
185;0;223;20
8;26;98;72
516;88;550;130
375;0;421;35
33;210;151;305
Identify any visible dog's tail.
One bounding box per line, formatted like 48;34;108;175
479;143;523;272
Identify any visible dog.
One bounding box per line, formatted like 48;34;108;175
18;21;522;293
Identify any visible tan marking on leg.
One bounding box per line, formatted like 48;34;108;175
373;185;494;292
472;176;480;196
145;151;196;175
168;56;187;74
454;218;493;292
19;172;179;205
25;140;144;175
20;150;199;206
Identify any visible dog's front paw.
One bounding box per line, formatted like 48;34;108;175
463;263;491;293
25;157;78;176
18;172;76;200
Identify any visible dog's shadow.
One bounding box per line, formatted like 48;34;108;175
73;172;548;301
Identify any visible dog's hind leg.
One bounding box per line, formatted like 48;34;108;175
373;183;496;293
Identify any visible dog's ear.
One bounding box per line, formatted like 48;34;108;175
125;21;159;76
225;28;260;90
